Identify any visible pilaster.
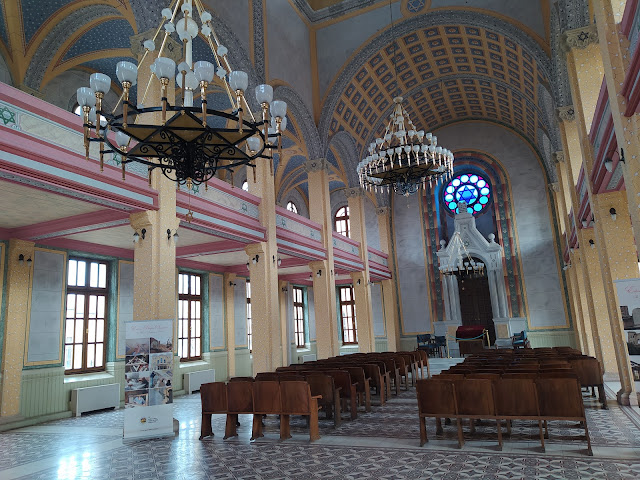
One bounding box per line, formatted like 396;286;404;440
569;249;597;357
376;207;399;350
223;273;237;378
0;240;35;417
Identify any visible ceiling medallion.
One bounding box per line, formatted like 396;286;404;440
77;0;287;186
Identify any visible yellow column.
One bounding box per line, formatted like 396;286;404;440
346;188;374;352
305;159;339;358
593;0;640;257
565;262;588;355
130;32;180;323
569;249;598;357
224;272;236;378
591;192;638;405
246;153;282;374
0;240;34;417
376;206;399;351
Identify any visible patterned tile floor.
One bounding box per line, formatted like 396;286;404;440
1;361;639;479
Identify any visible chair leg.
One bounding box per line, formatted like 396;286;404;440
543;420;549;439
334;390;342;428
456;418;465;448
224;414;238;439
200;413;213;440
506;419;512;436
597;385;607;409
591;386;596;398
309;412;320;442
420;416;427;446
584;420;593;456
436;417;443;435
496;419;503;451
469;418;475;434
280;414;292;440
538;420;545;452
251;414;263;441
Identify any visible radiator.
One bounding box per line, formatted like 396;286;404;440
184;369;215;394
70;383;120;417
298;353;316;363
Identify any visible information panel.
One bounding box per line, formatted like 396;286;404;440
123;319;174;440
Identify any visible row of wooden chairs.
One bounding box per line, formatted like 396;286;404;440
199;379;321;442
417;377;593;455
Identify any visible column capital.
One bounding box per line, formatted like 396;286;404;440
553;151;566;163
563;24;599;51
130;29;182;62
244;242;265;258
557;106;576;122
308;260;326;272
349;271;366;282
129;211;153;231
549;182;560;193
303;158;330;173
345;187;365;199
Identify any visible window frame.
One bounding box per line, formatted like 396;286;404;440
178;272;203;361
64;257;109;374
293;286;306;348
339;285;357;344
334;205;350;238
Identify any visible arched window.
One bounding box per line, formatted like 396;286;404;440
334;206;350;237
286;201;298;214
443;173;492;215
242;180;249;191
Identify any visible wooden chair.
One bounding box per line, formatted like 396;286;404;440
224;380;253;439
305;372;342;428
255;372;279;381
454;378;503;450
199;382;227;440
345;366;371;412
416;379;463;448
378;356;400;395
280;381;322;442
570;357;607;408
536;377;593;456
363;363;385;406
251;380;281;440
323;370;358;420
494;378;545;451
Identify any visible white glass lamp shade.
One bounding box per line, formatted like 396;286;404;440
176;16;198;41
161;8;172;19
193;60;215;83
255;84;273;104
200;11;212;22
271;100;287;118
143;39;156;51
153;57;176;80
181;2;192;14
176;70;198;90
270;116;287;131
246;136;261;152
115;131;130;148
88;108;107;128
228;71;249;92
177;61;190;73
89;73;111;94
116;61;138;86
76;87;96;107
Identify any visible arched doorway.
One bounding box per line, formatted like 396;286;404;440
457;257;495;344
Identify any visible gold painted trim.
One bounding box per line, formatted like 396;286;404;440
115;259;134;360
209;272;226;350
23;248;68;367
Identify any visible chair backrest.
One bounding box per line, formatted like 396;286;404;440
454;378;496;416
536;377;584;418
537;371;578;379
495;378;539;417
417;334;431;346
227;380;253;414
255;372;279;381
569;357;603;386
229;376;255;382
305;373;335;403
344;366;367;392
362;364;381;383
252;380;282;414
435;336;446;347
416;379;458;416
200;382;227;413
501;372;537;379
466;373;501;382
278;373;305;381
280;381;312;415
436;373;465;380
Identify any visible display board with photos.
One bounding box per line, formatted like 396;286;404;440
124;320;174;440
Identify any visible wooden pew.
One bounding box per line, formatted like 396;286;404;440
224;380;253;439
494;378;545;451
199;382;227;440
570;357;607;408
280;381;322;442
344;366;371;413
416;379;463;448
251;380;281;440
362;363;385;406
454;378;503;450
305;372;342;428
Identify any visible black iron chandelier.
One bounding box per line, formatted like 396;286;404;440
77;0;286;187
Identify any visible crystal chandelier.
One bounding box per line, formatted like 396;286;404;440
76;0;286;186
357;96;454;196
439;231;485;278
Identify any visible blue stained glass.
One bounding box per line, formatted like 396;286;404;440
443;172;492;216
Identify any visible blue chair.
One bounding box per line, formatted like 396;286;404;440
512;330;529;349
416;334;431;352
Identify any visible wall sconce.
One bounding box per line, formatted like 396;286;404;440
252;254;260;265
166;228;179;244
272;255;282;266
562;263;571;271
316;270;322;277
604;157;613;172
610;208;617;220
246;262;250;270
589;239;595;248
281;286;288;292
330;269;334;276
229;281;237;287
133;228;146;243
581;219;588;228
18;253;32;266
356;279;361;285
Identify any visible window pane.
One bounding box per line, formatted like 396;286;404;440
95;344;104;367
75;319;84;343
76;295;85;317
73;345;83;369
97;296;105;318
87;344;95;368
98;264;107;288
89;295;97;319
77;261;86;286
65;319;74;343
68;260;77;287
64;345;73;370
66;294;76;318
96;319;104;343
89;262;98;288
88;320;96;343
195;276;200;296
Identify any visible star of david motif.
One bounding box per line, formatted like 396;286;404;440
578;31;589;42
455;184;478;204
407;0;426;13
0;105;16;126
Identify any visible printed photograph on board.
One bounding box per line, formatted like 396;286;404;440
125;354;149;373
149;352;172;370
125;390;149;408
149;387;173;406
150;336;172;353
125;371;150;391
150;370;172;389
125;338;150;356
